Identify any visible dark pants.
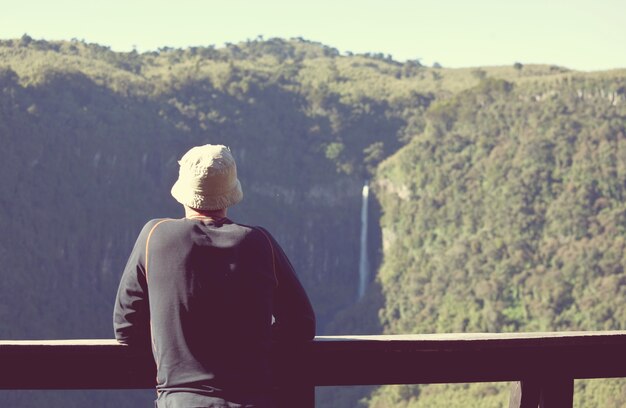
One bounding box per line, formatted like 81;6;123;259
155;391;275;408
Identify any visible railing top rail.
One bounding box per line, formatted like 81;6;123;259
3;330;626;346
316;330;626;341
2;331;626;389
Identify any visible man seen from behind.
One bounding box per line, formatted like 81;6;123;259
114;144;316;408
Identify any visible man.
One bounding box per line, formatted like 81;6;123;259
114;144;316;408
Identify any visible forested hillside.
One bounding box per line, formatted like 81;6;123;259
371;76;626;406
0;35;428;407
1;35;625;407
1;35;419;340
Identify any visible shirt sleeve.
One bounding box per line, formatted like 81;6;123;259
113;221;154;349
257;227;316;341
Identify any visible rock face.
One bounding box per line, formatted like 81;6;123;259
370;77;626;406
0;72;363;340
0;40;407;346
0;64;384;406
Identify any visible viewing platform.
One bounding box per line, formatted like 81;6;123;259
2;331;626;407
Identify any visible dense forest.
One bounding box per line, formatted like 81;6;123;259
0;35;625;407
371;75;626;406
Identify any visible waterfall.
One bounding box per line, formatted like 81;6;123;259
358;180;370;300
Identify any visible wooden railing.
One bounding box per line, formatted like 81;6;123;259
2;331;626;407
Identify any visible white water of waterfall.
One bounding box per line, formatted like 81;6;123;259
358;181;370;300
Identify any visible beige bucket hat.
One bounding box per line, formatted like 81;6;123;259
171;144;243;210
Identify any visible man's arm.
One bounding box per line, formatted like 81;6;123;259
259;228;316;341
113;222;153;349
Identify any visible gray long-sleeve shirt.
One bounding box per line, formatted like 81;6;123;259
114;217;315;397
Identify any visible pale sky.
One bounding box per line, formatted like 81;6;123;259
1;0;625;71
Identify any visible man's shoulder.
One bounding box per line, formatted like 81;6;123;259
137;218;179;238
142;217;177;229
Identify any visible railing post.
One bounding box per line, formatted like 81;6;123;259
509;381;539;408
509;378;574;408
540;377;574;407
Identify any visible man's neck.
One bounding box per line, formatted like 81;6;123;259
184;206;227;219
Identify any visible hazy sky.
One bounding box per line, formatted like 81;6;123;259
1;0;625;71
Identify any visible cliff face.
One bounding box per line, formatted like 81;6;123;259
1;54;392;405
370;77;626;406
0;39;418;343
